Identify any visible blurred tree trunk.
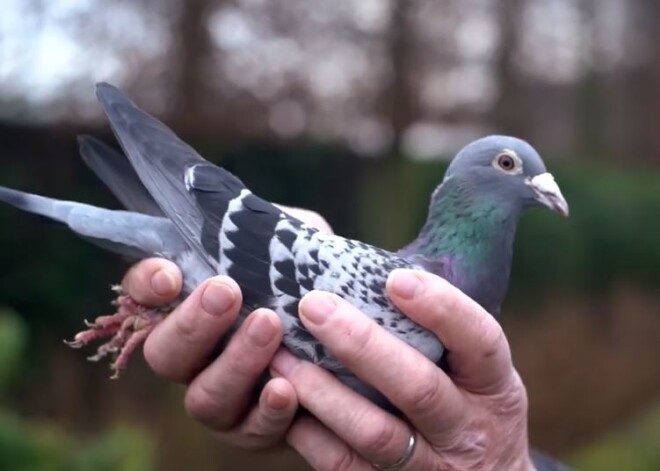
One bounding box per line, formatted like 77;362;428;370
644;0;660;163
171;0;218;128
361;0;420;250
491;0;527;136
384;0;416;160
625;0;660;163
576;0;608;161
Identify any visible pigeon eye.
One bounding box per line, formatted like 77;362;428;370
496;153;517;172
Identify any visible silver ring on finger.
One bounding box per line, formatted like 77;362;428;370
372;430;417;470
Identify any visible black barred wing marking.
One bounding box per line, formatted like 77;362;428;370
186;163;444;371
212;192;283;305
270;219;445;372
185;162;284;305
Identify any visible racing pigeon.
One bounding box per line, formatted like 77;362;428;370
0;83;568;405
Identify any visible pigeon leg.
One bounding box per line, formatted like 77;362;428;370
65;285;168;378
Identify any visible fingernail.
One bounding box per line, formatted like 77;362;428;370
389;270;423;300
247;311;277;347
299;292;336;325
270;350;300;377
265;386;290;411
151;269;177;296
201;281;235;316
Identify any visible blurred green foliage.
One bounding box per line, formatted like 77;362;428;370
0;309;27;392
571;402;660;470
513;163;660;294
0;308;153;471
0;416;153;471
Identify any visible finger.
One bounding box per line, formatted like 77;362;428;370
143;276;241;383
122;258;182;305
297;291;466;441
287;416;372;471
226;378;298;449
272;349;429;468
387;269;513;394
184;308;282;431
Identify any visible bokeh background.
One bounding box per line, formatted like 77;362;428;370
0;0;659;469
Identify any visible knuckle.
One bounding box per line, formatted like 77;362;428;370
260;400;291;427
476;315;505;359
184;383;230;430
224;431;257;450
232;428;278;451
238;407;292;449
328;449;361;471
404;367;443;415
240;436;275;451
173;315;203;345
355;419;399;457
496;372;529;417
224;342;261;379
253;412;284;436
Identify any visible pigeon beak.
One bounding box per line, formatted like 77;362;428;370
525;173;569;217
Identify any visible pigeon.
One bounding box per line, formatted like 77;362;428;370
0;83;569;405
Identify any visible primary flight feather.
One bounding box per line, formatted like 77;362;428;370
0;83;568;406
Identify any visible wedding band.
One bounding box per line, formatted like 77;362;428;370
372;431;417;470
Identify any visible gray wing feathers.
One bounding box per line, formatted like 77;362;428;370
78;135;164;217
95;83;215;271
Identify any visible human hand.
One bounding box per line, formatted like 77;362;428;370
271;269;534;471
120;206;331;449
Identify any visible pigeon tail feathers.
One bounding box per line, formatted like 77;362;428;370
95;82;216;272
0;186;75;222
0;186;185;259
78;135;164;217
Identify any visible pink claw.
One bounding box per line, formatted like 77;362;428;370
65;288;166;378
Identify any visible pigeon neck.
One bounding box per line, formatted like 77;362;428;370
403;177;520;314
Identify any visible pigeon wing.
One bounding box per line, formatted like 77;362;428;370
185;162;290;307
185;168;445;371
95;82;220;272
78;135;164;217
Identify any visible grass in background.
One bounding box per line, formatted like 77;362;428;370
0;309;153;471
571;402;660;470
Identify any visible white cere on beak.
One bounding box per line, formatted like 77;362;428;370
525;172;570;217
529;173;559;193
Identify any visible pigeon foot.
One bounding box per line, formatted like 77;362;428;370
65;285;167;378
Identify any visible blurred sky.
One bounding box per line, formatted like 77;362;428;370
0;0;649;156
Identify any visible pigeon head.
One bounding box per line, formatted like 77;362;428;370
444;135;569;217
405;135;569;313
